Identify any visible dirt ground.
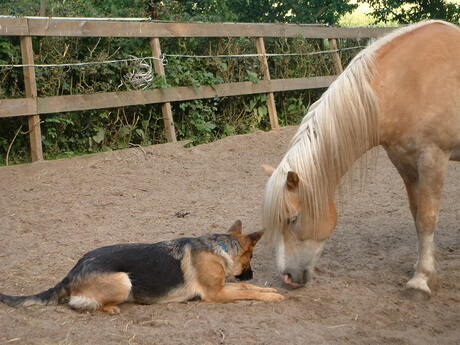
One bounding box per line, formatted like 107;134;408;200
0;126;459;345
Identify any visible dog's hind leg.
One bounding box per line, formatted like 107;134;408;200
69;272;132;314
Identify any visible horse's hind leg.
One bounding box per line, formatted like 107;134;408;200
387;146;449;297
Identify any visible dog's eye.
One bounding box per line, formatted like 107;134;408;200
287;215;298;225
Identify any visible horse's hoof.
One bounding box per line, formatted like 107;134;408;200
402;286;431;300
427;274;440;292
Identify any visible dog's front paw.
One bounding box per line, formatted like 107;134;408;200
264;293;285;302
260;287;278;293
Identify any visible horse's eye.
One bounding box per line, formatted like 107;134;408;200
287;215;298;225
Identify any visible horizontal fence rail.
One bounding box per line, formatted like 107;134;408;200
1;77;336;117
0;16;397;162
0;17;395;38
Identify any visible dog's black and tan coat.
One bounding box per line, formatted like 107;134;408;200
0;221;283;314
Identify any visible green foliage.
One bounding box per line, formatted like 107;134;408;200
279;95;309;126
361;0;460;23
0;0;148;17
0;37;22;98
157;0;356;24
1;0;356;23
177;100;218;144
0;1;364;165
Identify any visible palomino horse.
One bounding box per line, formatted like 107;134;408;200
262;20;459;297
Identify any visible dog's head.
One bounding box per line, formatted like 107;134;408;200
227;220;265;281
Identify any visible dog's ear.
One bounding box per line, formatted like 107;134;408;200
234;229;264;250
227;220;242;234
262;164;275;177
247;230;265;245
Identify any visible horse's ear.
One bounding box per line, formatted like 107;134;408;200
261;164;275;176
286;171;299;190
228;220;242;234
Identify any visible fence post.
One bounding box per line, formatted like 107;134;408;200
149;37;176;143
255;37;279;130
328;38;343;74
20;36;43;162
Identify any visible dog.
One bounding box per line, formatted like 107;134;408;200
0;220;284;314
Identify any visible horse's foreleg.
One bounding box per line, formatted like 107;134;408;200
405;148;449;297
385;150;418;221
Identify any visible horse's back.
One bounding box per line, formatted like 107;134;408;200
375;22;460;150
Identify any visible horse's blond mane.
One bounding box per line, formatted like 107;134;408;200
262;20;455;240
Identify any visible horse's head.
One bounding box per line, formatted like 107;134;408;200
262;166;337;287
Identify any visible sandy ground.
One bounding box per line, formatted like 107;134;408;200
0;126;459;345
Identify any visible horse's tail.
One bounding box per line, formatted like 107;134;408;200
0;277;69;307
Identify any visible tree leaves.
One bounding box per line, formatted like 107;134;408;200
157;0;356;24
361;0;460;24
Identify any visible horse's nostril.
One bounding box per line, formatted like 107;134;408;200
282;273;292;285
281;268;311;288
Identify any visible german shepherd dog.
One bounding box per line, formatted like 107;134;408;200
0;220;284;314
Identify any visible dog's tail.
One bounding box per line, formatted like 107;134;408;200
0;277;69;308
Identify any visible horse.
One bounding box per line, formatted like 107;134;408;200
262;20;460;298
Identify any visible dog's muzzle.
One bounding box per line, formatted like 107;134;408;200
235;268;253;281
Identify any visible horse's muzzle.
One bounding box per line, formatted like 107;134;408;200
282;270;310;288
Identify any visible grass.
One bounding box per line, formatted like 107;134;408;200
339;2;375;26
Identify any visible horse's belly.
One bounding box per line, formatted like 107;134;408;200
450;148;460;162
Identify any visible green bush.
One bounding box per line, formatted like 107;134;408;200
0;0;364;165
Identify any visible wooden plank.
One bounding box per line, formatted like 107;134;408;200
0;98;37;117
0;18;396;38
0;17;29;35
35;76;335;114
150;37;176;142
1;78;335;118
20;36;43;162
256;37;279;129
328;39;343;74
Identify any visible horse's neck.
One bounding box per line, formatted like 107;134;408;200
300;113;377;192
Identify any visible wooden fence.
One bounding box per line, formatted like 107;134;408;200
0;17;396;162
